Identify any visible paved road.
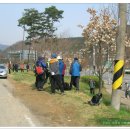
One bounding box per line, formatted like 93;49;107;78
0;78;41;127
103;73;130;108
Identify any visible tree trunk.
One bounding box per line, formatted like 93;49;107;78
99;72;103;93
28;44;31;64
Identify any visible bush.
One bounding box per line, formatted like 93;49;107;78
81;76;104;88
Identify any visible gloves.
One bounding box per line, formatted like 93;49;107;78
51;72;55;75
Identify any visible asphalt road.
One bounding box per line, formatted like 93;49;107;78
0;78;41;127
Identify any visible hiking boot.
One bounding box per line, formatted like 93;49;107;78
61;92;65;95
38;88;44;91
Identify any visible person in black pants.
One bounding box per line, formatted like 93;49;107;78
69;57;82;91
49;53;64;95
35;64;45;91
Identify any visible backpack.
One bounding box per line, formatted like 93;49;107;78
88;93;102;106
64;82;72;90
35;66;44;75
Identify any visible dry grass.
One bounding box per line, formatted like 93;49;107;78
8;71;130;126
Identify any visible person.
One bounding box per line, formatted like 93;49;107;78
45;58;51;83
124;82;130;98
69;57;82;91
26;64;30;72
12;63;15;72
57;56;66;88
15;63;19;72
35;62;44;91
62;58;66;85
49;53;64;95
35;56;46;91
89;79;95;95
8;62;12;74
20;63;24;72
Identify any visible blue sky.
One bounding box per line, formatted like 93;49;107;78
0;3;108;45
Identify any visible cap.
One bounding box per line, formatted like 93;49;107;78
51;53;57;58
57;56;62;60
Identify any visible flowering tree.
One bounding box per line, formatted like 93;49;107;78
79;8;118;92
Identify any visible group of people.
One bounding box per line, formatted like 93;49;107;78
8;63;30;73
34;53;82;95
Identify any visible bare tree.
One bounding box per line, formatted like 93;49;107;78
79;8;117;93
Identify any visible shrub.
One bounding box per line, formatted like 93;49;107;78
81;76;104;88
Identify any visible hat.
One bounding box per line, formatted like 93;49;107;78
57;56;62;60
51;53;57;58
74;57;78;60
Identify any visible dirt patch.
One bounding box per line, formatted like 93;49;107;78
8;77;92;126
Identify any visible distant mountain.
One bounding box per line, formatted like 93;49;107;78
0;44;9;51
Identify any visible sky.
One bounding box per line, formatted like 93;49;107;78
0;3;113;45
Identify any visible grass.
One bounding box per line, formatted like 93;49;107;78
9;71;130;126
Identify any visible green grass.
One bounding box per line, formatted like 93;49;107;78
10;71;35;85
9;71;130;126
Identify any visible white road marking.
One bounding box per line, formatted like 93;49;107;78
24;115;36;127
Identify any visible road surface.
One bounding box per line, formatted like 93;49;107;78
0;78;41;127
103;73;130;108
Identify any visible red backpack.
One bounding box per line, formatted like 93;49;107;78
36;66;44;75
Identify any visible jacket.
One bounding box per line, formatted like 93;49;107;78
49;58;59;75
62;63;66;75
58;60;64;75
36;60;46;69
70;60;82;76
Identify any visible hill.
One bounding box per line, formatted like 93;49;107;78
0;44;9;51
4;37;85;54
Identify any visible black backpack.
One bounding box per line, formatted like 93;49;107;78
64;82;72;90
89;93;102;105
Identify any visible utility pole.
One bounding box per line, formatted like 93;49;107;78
111;3;127;111
22;26;25;61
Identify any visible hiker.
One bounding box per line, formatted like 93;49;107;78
20;63;24;72
49;53;64;94
57;56;66;88
69;57;82;91
45;58;51;83
35;62;44;91
35;56;46;91
26;64;29;72
8;61;12;74
89;79;95;95
62;58;66;85
15;63;19;72
12;63;15;72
